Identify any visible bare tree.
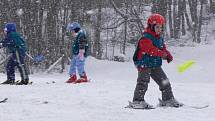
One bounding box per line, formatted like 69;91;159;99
197;0;205;43
188;0;198;42
167;0;174;38
92;0;102;59
181;0;186;36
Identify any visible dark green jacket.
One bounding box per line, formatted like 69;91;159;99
72;30;88;57
1;32;27;54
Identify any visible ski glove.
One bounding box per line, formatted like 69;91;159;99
162;50;173;63
165;50;173;63
166;54;173;63
161;51;168;59
79;49;85;61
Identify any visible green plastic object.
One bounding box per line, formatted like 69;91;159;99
177;60;195;73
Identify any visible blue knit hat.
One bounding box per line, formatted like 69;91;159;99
67;22;81;31
4;23;16;33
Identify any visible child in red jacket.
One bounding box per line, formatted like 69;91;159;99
129;14;183;109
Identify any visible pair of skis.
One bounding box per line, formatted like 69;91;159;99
0;81;33;85
14;80;33;85
125;101;209;110
0;98;210;110
45;80;90;84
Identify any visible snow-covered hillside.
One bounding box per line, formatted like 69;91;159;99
0;40;215;121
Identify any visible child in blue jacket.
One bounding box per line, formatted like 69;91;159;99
66;22;89;84
0;23;29;85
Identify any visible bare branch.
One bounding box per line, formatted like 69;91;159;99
109;0;128;19
132;7;144;32
101;18;143;30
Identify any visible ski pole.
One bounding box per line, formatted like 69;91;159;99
25;53;34;61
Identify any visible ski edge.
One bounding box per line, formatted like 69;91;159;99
0;98;8;103
185;104;209;109
125;100;209;110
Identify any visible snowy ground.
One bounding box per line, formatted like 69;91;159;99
1;41;215;121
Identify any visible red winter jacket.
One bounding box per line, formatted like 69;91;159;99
137;28;173;62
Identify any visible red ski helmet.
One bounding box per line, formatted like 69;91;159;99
147;14;165;25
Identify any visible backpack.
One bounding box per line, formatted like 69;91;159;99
133;36;144;66
77;29;90;57
83;29;90;57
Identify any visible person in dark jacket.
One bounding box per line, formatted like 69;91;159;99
66;22;89;84
130;14;183;109
0;23;29;85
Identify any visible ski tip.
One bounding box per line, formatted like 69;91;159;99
125;101;133;108
188;104;209;109
0;98;8;103
3;98;8;101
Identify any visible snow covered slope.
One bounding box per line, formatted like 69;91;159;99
0;41;215;121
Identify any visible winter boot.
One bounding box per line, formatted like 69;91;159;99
127;101;154;109
76;73;88;83
16;79;29;85
1;80;15;85
158;98;183;108
66;75;77;83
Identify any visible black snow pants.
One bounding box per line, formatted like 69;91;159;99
133;67;174;102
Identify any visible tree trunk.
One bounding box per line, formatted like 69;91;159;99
45;0;59;68
93;0;102;59
167;0;174;38
123;0;129;55
173;0;178;38
197;0;204;43
184;6;192;31
188;0;198;42
181;0;186;35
